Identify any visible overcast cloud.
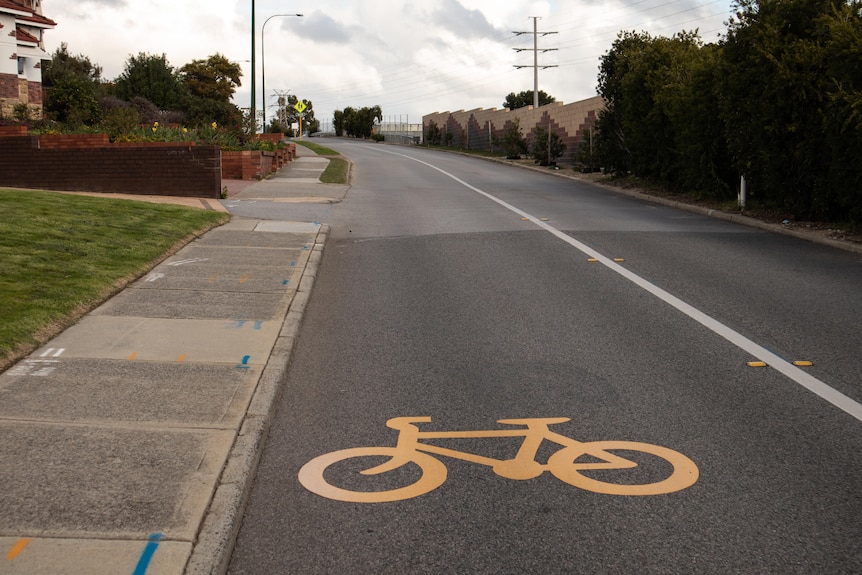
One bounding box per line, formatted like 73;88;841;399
44;0;733;127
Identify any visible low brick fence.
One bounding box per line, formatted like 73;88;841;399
0;131;300;196
0;133;222;198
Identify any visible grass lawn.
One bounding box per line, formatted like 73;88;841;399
293;139;339;156
320;158;350;184
0;189;228;370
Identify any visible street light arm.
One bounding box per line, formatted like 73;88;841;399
261;13;303;133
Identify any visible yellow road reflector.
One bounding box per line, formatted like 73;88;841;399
614;258;625;263
748;361;767;367
540;218;550;221
521;217;529;221
793;360;813;367
587;258;598;263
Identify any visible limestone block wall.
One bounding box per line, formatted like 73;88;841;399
423;95;604;164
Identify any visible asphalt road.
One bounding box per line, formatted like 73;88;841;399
227;142;862;574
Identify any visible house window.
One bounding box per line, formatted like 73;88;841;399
18;57;26;76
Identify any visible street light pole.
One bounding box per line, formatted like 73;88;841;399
250;0;255;130
262;13;303;132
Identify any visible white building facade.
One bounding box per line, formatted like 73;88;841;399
0;0;55;118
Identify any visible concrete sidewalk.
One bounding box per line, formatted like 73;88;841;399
0;144;334;574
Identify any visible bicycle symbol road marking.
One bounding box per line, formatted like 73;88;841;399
298;417;699;503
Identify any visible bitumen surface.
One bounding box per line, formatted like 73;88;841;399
0;144;346;575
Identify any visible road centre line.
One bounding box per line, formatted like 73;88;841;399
365;145;862;423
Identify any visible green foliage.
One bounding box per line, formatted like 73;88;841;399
115;53;188;111
42;44;104;126
532;125;567;166
101;105;141;139
41;42;103;88
13;103;31;122
719;0;862;220
180;53;241;103
180;54;244;128
503;90;556;110
335;105;383;138
577;128;599;172
592;0;862;222
425;120;441;145
499;118;528;159
45;73;101;126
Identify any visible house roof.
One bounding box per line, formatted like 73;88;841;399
0;0;56;27
16;25;38;43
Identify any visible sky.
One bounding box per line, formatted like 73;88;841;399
43;0;735;129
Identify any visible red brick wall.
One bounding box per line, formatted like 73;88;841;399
38;134;111;149
27;81;42;106
0;73;16;99
0;135;221;198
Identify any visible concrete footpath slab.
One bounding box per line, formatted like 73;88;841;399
0;218;329;575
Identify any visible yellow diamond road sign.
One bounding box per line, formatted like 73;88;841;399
294;101;307;113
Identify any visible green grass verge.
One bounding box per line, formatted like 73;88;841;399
293;140;339;156
0;190;229;369
320;158;350;184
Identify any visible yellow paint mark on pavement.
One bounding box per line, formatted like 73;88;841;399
7;538;31;560
794;360;813;367
177;354;186;363
748;361;767;367
614;258;626;263
239;275;252;284
127;352;138;361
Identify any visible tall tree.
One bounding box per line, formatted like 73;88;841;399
719;0;862;219
41;43;103;125
180;53;243;127
180;54;242;102
115;53;187;111
336;105;382;138
503;90;555;110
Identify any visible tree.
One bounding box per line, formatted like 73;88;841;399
593;29;734;197
719;0;862;220
44;74;101;125
41;44;103;125
336;105;382;138
180;53;243;128
41;42;102;88
503;90;556;110
115;53;187;111
497;118;528;159
333;110;344;137
532;125;567;166
425;120;441;145
180;54;241;102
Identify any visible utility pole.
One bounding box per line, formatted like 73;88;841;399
513;16;558;108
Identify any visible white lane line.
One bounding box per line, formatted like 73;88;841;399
367;146;862;423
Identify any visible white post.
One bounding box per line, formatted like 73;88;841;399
739;175;747;209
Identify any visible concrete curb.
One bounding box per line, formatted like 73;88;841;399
184;224;330;575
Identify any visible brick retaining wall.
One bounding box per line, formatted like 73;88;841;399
423;95;604;164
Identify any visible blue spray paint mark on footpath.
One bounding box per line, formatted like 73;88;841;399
132;533;164;575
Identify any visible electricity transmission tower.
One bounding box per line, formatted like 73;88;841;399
513;16;558;108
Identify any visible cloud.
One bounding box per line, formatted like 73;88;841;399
292;12;353;45
428;0;503;39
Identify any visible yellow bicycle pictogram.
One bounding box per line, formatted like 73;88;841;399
298;417;699;503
